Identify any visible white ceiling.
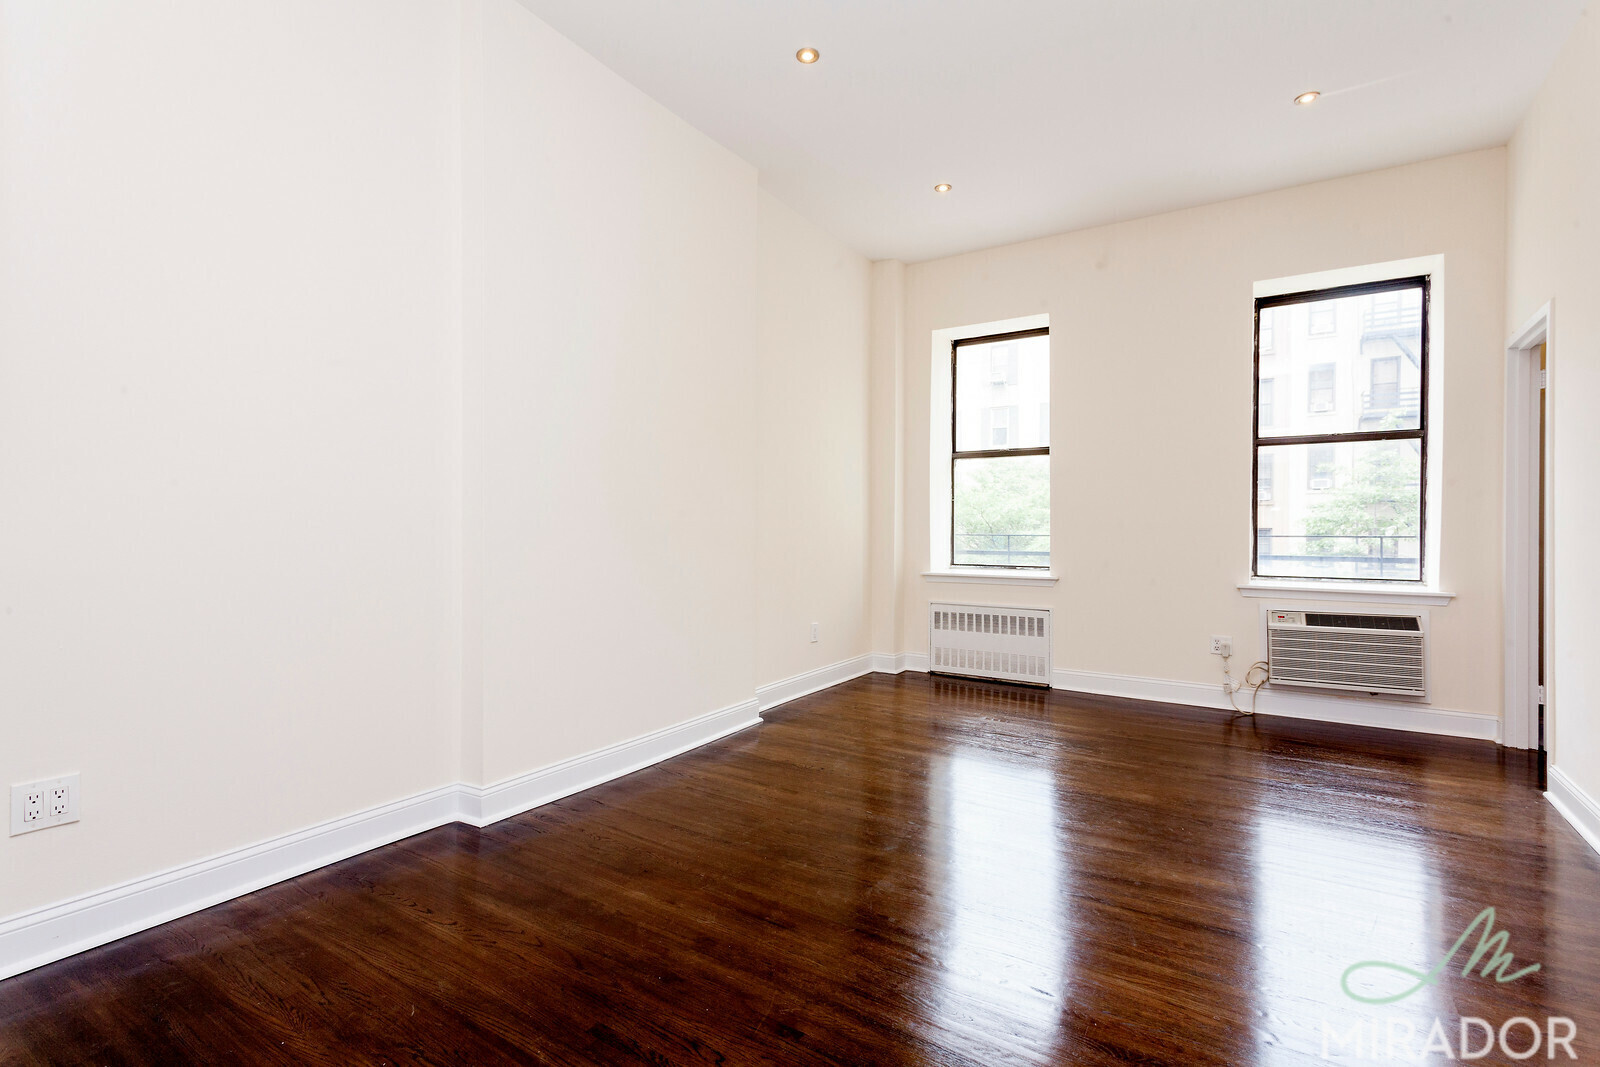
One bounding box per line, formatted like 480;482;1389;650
515;0;1584;263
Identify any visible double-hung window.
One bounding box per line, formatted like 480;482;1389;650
1253;277;1427;581
951;329;1050;568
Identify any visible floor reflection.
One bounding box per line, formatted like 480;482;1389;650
933;750;1067;1058
1252;812;1440;1063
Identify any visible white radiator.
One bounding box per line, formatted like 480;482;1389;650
929;602;1051;686
1266;609;1428;698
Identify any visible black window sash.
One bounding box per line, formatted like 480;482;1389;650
952;327;1050;569
1252;276;1428;581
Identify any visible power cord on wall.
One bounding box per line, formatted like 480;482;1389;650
1221;654;1271;716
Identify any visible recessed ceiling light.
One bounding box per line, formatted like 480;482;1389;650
934;183;952;193
1294;90;1321;106
796;47;819;64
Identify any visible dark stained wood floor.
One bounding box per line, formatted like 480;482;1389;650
3;672;1598;1065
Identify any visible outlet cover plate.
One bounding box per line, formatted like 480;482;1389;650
11;774;80;836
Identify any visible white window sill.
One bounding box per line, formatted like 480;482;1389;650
923;569;1059;586
1237;580;1454;606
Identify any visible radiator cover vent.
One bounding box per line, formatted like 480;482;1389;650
1267;609;1427;698
929;602;1051;686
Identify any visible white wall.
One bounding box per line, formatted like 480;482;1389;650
464;0;767;787
1506;11;1600;801
867;261;908;656
0;0;876;935
888;149;1509;722
755;190;872;686
0;1;462;916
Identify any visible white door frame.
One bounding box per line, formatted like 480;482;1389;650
1502;302;1552;750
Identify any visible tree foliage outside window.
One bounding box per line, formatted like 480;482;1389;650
953;456;1049;567
1305;442;1421;558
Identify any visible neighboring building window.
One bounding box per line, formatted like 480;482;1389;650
989;344;1018;385
1309;305;1336;335
1259;307;1275;353
982;405;1019;447
1308;363;1336;413
1307;444;1336;489
1253;277;1428;581
1370;356;1400;409
952;329;1050;568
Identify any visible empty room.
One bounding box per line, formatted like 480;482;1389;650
3;1;1599;1063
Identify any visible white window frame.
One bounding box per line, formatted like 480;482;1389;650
1241;256;1451;601
925;314;1057;585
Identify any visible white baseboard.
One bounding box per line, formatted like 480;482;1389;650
460;699;760;826
0;784;463;982
871;651;928;674
1547;766;1600;858
1050;666;1500;742
757;655;876;712
0;700;762;982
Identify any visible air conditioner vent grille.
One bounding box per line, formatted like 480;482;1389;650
930;603;1050;686
1267;609;1427;697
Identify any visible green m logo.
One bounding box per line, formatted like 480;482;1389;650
1342;906;1541;1005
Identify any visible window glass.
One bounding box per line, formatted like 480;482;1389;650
955;335;1049;452
1259;287;1422;437
1254;279;1427;582
952;455;1050;568
952;330;1050;569
1257;441;1422;581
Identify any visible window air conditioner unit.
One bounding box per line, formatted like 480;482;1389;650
1309;477;1333;490
1257;487;1273;503
1310;401;1334;413
1266;609;1427;698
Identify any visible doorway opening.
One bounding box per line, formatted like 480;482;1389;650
1503;305;1552;780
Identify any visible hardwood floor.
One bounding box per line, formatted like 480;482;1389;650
3;672;1597;1065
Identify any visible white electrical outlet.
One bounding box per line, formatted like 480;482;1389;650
1210;635;1232;656
11;774;79;836
810;622;819;643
